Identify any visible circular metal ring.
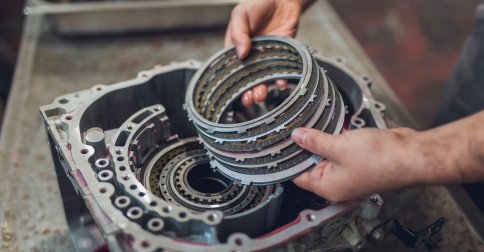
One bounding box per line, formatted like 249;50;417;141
142;138;273;215
185;36;345;185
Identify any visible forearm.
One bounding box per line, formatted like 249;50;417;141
409;111;484;185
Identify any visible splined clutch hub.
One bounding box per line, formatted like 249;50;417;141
40;36;389;251
185;37;345;185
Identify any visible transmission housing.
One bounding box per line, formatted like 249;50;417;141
40;37;388;252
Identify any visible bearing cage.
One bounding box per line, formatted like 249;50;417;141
40;39;388;251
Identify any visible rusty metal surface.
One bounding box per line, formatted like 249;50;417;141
0;1;483;251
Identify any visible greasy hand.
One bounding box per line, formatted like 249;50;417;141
291;127;419;202
225;0;306;106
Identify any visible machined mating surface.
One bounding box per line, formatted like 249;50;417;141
185;36;345;185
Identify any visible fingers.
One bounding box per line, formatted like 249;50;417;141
292;161;342;201
230;6;252;59
241;90;254;107
241;85;268;107
224;22;233;47
252;85;268;103
275;79;287;89
292;162;327;192
291;128;340;160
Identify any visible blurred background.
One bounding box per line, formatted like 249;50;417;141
0;0;479;130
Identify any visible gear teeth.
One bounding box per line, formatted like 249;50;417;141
270;150;281;157
207;127;215;134
325;98;332;107
210;160;219;169
215;139;224;144
266;162;277;169
309;94;317;103
299;87;308;96
246;137;257;143
182;103;187;110
275;125;285;133
235;157;246;162
237;128;247;134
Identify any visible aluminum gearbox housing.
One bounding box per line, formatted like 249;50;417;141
40;36;388;252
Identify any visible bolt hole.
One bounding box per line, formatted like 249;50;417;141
208;214;218;222
80;149;89;154
127;125;134;130
96;87;102;91
131;209;140;215
141;241;150;248
117;156;124;162
370;196;379;203
235;238;243;246
162;206;172;213
98;160;107;166
354;119;364;125
119;198;127;204
362;76;369;81
123;175;131;181
101;172;109;178
151;221;160;227
130;184;137;190
99;187;107;193
115;149;123;155
306;214;316;222
119;166;126;171
179;212;187;218
65;116;73;120
154;107;161;112
59;98;69;104
150;201;157;206
139;192;145;197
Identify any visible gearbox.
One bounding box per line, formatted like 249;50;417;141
40;36;396;251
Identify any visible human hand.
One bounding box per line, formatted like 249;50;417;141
291;127;420;202
225;0;314;106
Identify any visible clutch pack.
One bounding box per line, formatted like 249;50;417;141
40;36;390;251
184;37;345;185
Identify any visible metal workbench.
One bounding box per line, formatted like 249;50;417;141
1;1;483;251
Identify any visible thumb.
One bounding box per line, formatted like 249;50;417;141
230;6;252;59
291;128;339;160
